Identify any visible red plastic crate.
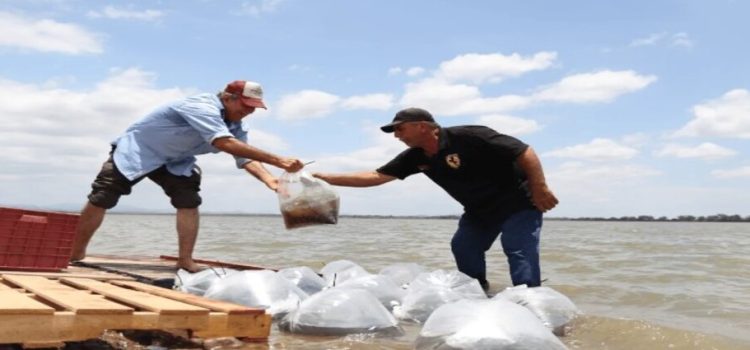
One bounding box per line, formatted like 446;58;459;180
0;207;80;271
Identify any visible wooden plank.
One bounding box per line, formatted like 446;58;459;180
0;285;270;344
0;314;54;343
111;280;265;315
193;312;272;339
160;255;278;271
84;256;174;266
0;278;13;289
22;341;65;349
0;257;274;343
62;278;209;316
130;311;209;330
0;290;56;315
2;275;133;315
0;271;134;281
0;312;131;343
0;310;213;344
72;257;178;280
0;278;15;292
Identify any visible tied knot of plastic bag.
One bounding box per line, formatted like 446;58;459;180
277;170;340;229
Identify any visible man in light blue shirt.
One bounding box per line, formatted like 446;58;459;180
72;80;304;272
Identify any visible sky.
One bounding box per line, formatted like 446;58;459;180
1;0;749;218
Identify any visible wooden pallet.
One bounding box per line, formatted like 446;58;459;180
0;274;271;344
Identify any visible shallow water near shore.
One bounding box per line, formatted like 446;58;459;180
90;214;750;349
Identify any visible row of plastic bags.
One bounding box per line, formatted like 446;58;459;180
174;260;579;349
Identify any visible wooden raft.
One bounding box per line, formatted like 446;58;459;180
0;274;271;344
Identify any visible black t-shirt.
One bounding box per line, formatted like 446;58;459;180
377;125;534;221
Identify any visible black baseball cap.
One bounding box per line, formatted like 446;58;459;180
380;107;435;133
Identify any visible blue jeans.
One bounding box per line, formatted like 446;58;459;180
450;209;542;287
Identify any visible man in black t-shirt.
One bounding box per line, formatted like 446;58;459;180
313;107;558;289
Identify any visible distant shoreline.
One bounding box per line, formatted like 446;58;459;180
106;211;750;223
3;205;748;222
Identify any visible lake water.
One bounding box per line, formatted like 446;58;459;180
89;214;750;349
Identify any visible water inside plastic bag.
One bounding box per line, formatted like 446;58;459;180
278;171;340;229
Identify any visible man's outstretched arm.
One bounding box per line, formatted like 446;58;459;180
243;161;279;191
212;137;303;173
313;171;396;187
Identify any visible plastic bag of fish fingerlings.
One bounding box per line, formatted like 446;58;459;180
277;170;340;229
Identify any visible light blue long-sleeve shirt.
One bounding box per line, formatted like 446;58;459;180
111;93;250;180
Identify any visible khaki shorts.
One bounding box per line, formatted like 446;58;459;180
87;152;202;209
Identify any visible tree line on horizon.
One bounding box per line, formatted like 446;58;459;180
551;214;750;222
333;213;750;222
88;211;750;222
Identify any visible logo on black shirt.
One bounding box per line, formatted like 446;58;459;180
445;153;461;169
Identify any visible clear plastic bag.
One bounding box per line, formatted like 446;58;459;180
379;262;427;288
335;274;406;310
279;288;403;336
415;299;568;350
174;267;238;296
203;270;308;319
277;170;340;229
493;285;580;336
393;269;488;323
320;259;370;286
278;266;327;295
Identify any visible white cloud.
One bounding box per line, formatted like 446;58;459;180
0;12;103;54
544;138;639;161
436;52;557;84
288;64;312;72
532;70;657;103
0;69;190;176
621;132;650;148
552;161;661;183
275;90;340;120
671;32;694;48
712;166;750;179
388;67;403;76
399;55;653;117
654;143;737;160
0;131;106;173
313;129;406;172
0;68;187;137
673;89;750;138
275;90;394;120
239;0;285;16
341;94;394;110
87;6;164;21
400;78;530;116
388;66;424;77
547;161;662;216
630;32;667;47
246;129;290;151
476;114;541;136
406;67;425;77
629;32;693;49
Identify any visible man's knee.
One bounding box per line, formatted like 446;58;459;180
451;234;470;255
170;191;202;209
451;228;487;256
87;154;134;210
151;166;202;209
87;191;120;209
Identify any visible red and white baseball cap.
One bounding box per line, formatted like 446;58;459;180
224;80;267;109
